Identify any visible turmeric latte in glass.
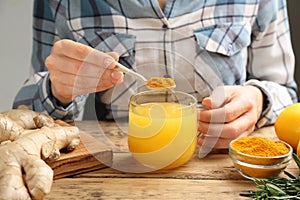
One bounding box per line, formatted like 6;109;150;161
128;90;197;170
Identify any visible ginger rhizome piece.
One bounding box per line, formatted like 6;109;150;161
0;106;80;200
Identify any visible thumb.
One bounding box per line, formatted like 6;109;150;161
208;86;228;109
201;97;213;109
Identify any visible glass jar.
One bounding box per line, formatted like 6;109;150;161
128;90;198;170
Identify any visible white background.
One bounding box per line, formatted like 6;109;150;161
0;0;33;112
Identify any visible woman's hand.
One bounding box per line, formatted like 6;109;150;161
197;85;264;150
45;39;124;106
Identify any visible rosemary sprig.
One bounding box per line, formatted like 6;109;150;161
293;153;300;169
240;153;300;199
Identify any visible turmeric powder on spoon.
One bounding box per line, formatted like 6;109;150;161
146;77;176;89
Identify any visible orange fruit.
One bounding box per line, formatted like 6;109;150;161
274;103;300;150
297;140;300;157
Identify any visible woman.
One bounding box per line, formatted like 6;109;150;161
13;0;298;149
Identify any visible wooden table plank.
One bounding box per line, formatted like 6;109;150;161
75;154;243;180
46;178;255;200
45;121;300;199
74;153;299;180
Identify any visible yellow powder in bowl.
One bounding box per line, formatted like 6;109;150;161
231;136;289;157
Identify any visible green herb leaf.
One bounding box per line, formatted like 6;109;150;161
293;153;300;169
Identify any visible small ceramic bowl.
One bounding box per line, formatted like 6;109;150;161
229;138;293;180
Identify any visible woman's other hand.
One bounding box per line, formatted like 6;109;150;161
197;85;264;149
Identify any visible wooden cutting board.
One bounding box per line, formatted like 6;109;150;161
46;121;113;180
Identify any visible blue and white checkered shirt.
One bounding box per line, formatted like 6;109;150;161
13;0;298;127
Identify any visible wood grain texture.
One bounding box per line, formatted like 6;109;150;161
46;120;113;179
46;132;113;180
45;122;300;199
46;159;299;200
47;178;255;200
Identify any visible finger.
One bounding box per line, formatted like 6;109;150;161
198;107;226;123
201;97;213;109
198;112;256;139
94;70;123;90
46;53;124;80
198;136;233;149
52;78;117;100
198;99;252;123
198;121;225;138
52;39;116;69
50;69;123;91
46;54;103;78
107;52;119;62
198;127;254;149
50;69;106;90
204;86;228;109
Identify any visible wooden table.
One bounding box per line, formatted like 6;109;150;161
45;121;299;200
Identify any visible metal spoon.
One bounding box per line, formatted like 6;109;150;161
115;62;147;82
114;62;176;89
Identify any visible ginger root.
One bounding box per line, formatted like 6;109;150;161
0;105;55;142
0;106;80;200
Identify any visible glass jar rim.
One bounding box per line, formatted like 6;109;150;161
130;90;197;109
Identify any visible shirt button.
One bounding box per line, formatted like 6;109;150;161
162;24;168;29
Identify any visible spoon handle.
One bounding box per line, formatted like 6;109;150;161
114;62;147;82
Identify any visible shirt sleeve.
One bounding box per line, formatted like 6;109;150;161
12;0;87;121
245;0;298;128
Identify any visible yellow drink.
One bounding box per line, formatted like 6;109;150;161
128;91;197;170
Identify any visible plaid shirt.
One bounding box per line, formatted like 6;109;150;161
13;0;297;127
